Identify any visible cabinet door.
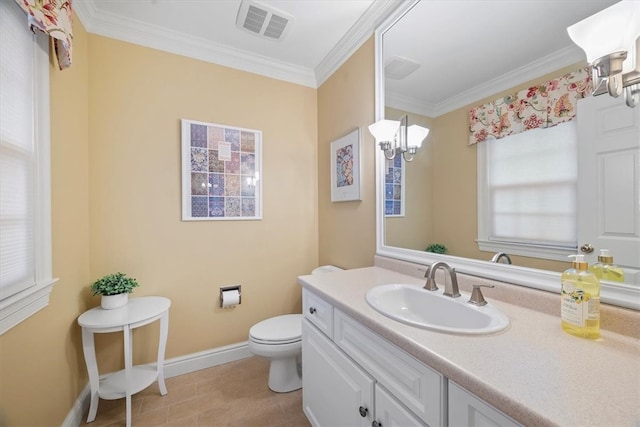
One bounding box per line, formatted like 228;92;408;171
449;382;521;427
302;319;374;427
375;384;426;427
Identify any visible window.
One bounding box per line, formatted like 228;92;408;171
0;0;56;334
477;121;578;261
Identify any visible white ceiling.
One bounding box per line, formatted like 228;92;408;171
73;0;402;88
384;0;618;117
73;0;617;115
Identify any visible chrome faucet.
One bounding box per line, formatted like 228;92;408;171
425;261;461;298
491;252;512;264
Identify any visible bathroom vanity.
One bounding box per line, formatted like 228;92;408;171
298;264;640;427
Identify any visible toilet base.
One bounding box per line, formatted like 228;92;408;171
268;355;302;393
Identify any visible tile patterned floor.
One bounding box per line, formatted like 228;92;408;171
84;356;311;427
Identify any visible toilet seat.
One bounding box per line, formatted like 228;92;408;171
249;314;302;345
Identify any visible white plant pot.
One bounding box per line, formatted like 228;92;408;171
101;293;128;310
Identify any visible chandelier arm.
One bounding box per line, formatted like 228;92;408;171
383;149;397;160
625;84;640;107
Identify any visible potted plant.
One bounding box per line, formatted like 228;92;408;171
91;272;140;309
425;243;447;254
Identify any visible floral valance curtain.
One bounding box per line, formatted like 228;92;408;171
14;0;73;69
468;67;592;145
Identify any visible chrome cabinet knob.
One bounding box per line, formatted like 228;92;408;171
358;406;368;417
309;307;316;314
372;421;383;427
580;243;594;254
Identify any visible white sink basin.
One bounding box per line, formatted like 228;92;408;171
365;284;510;335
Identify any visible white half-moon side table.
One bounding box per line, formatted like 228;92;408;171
78;296;171;427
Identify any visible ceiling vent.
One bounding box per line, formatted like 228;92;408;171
236;1;293;41
385;56;421;80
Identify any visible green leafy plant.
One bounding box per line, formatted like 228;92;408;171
425;243;447;254
90;272;139;296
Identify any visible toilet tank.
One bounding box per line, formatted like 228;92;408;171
311;265;343;275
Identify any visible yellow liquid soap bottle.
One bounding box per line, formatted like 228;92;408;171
589;249;625;282
561;254;600;339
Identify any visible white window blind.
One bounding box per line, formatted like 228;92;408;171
477;121;578;260
0;0;55;334
0;0;36;299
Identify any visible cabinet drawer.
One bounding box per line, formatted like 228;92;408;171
302;289;333;339
334;309;444;427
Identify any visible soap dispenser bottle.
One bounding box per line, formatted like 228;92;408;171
561;255;600;339
589;249;625;282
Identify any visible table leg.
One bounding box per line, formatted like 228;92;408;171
81;328;100;423
157;311;169;395
124;325;132;427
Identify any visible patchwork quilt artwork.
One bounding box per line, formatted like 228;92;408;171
384;155;404;216
330;128;361;202
181;119;262;220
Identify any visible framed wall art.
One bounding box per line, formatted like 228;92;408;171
181;119;262;221
330;128;361;202
384;155;405;217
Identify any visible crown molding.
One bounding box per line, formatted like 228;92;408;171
385;91;435;118
314;1;404;87
73;0;317;87
73;0;402;89
386;45;587;118
435;45;587;115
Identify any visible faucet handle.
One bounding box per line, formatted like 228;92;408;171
419;266;439;291
468;284;495;306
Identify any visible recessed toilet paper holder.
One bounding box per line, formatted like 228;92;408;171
220;285;242;308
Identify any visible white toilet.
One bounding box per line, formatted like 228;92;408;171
248;265;342;392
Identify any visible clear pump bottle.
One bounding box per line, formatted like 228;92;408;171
561;255;600;339
589;249;625;282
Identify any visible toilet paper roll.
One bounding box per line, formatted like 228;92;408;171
221;289;240;308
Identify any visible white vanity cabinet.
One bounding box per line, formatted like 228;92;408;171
448;382;522;427
302;319;374;427
302;289;438;427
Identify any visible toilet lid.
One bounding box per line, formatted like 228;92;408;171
249;314;302;343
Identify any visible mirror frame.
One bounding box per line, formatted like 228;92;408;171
374;0;639;310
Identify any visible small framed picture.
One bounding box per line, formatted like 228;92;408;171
330;128;361;202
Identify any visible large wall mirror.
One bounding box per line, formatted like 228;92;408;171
374;0;640;310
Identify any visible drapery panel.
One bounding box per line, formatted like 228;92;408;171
469;67;592;145
14;0;73;69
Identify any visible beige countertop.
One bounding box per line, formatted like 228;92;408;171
298;266;640;427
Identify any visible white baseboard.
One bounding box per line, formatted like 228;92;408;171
163;341;251;378
61;382;91;427
63;341;251;427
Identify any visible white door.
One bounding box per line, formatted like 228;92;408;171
577;95;640;274
302;320;374;427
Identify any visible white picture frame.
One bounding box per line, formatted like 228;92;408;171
181;119;262;220
330;128;361;202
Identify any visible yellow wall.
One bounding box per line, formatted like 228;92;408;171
0;19;320;425
0;18;91;426
87;35;319;368
317;38;377;269
384;107;433;251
